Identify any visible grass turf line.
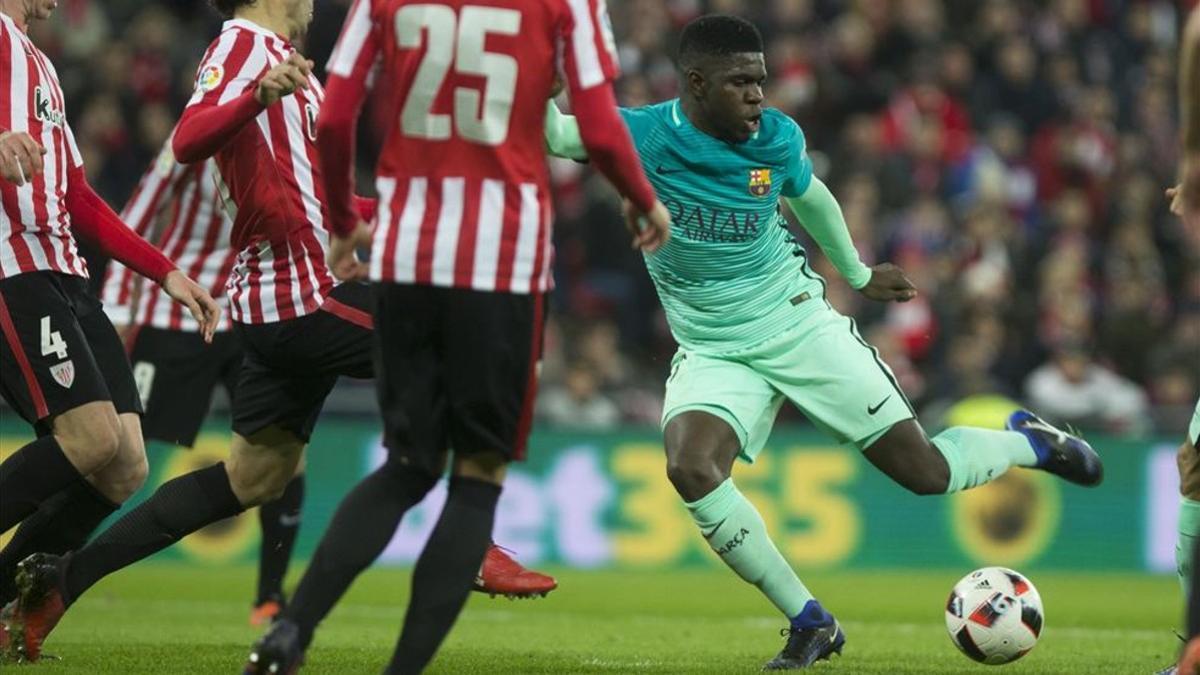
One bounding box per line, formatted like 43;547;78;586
24;565;1178;674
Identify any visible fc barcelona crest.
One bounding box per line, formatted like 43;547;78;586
748;168;772;197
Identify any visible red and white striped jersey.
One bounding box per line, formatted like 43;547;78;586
0;12;88;281
101;143;234;333
326;0;620;293
183;19;333;324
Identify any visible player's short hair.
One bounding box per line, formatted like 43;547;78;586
677;15;764;69
210;0;252;19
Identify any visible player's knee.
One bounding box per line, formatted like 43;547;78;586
91;450;149;503
665;456;726;502
54;404;123;475
227;459;293;506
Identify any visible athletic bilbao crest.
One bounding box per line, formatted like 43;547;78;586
50;360;75;389
748;168;772;197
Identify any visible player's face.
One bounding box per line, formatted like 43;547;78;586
700;53;766;143
286;0;314;37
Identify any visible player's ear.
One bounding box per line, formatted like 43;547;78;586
685;68;706;99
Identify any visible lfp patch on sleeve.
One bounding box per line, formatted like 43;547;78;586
198;64;225;93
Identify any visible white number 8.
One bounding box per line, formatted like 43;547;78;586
40;315;68;360
396;4;521;146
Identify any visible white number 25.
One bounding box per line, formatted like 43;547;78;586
396;4;521;146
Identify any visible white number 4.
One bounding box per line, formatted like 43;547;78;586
40;316;68;360
396;4;521;146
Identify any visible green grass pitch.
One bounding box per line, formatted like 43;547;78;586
23;564;1178;673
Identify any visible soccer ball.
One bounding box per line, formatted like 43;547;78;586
944;567;1044;665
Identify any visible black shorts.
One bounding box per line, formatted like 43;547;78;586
0;271;141;434
127;326;243;447
232;282;374;443
374;283;544;473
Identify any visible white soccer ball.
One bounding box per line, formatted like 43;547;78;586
944;566;1044;665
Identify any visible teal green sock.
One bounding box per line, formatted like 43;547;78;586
1179;498;1200;594
686;479;813;618
931;427;1039;493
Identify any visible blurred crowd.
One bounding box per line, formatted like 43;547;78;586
27;0;1200;436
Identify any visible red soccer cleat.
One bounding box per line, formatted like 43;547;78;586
10;554;68;662
250;599;283;627
473;544;558;599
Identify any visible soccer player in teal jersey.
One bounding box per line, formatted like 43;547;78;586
546;15;1104;670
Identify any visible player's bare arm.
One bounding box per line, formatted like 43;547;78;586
0;129;46;186
326;222;371;281
160;270;221;342
1169;7;1200;230
620;199;671;252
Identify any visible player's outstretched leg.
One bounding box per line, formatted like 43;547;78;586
473;542;558;599
9;429;301;661
665;412;845;670
862;412;1102;499
252;471;306;626
246;456;438;674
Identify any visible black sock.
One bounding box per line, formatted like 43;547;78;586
256;474;305;605
0;481;117;605
386;477;501;675
63;463;243;604
287;460;437;648
0;435;85;532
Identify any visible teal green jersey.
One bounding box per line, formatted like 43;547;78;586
621;99;821;352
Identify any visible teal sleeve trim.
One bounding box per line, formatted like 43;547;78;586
783;177;872;290
543;101;588;161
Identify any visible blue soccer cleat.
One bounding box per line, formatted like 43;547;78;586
1006;410;1103;487
764;601;846;670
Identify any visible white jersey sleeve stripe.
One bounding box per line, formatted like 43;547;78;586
566;0;605;88
328;0;373;77
188;30;240;106
219;34;269;105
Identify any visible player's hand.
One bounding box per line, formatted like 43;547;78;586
550;74;565;99
255;52;314;107
161;270;221;343
327;222;372;281
0;130;47;186
622;199;671;253
1168;151;1200;232
859;263;917;303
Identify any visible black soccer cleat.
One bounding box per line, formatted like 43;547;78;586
245;617;303;675
763;620;846;670
1007;410;1104;487
10;553;69;663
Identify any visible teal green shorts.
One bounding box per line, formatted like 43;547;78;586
661;304;914;462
